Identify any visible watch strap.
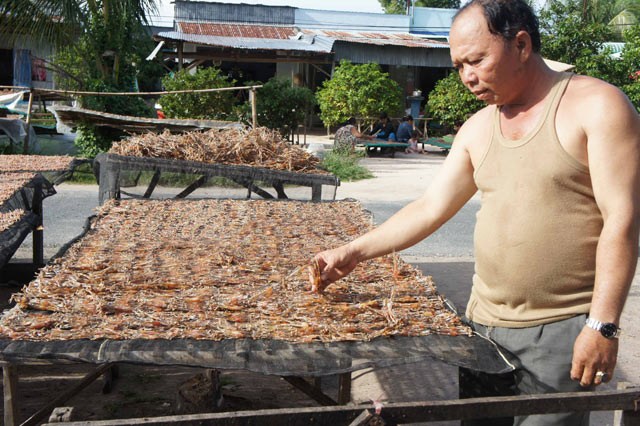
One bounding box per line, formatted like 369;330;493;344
585;317;621;338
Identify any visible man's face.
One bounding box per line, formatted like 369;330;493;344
449;6;524;105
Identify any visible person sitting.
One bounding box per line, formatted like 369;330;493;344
370;112;396;141
405;130;424;154
334;118;371;153
396;115;414;142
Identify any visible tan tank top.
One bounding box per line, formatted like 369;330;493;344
467;72;603;327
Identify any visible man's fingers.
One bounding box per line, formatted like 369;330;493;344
570;358;584;382
580;365;596;387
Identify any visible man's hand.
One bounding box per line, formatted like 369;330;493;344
570;326;618;387
311;245;361;292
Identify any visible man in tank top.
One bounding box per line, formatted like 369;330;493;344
312;1;640;425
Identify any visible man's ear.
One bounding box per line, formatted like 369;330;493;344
514;30;532;62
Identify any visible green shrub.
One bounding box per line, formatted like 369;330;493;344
160;67;235;120
320;150;373;182
232;78;315;138
426;72;485;130
316;60;403;128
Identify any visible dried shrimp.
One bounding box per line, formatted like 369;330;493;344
0;155;75;172
0;199;471;342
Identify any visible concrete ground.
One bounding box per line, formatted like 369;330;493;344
4;133;639;424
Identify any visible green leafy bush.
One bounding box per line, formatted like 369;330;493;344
320;150;373;182
316;60;403;128
160;67;236;120
233;78;315;138
426;72;485;130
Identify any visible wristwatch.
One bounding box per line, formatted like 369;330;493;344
585;317;621;339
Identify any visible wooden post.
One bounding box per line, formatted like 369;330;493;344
22;89;34;154
178;42;184;71
251;87;257;129
32;179;44;268
338;372;352;404
615;382;640;426
3;363;19;426
311;184;322;202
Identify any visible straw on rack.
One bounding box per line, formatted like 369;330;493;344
0;155;76;173
1;199;470;342
110;127;327;174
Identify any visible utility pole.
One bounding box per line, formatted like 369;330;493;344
406;0;412;15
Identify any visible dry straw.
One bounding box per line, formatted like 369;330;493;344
110;127;328;175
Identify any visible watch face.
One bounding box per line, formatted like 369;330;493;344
601;323;618;338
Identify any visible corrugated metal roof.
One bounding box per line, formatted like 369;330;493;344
175;1;295;25
302;29;448;49
155;31;332;53
177;22;297;39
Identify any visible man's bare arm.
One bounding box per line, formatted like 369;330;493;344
314;113;485;287
570;81;640;387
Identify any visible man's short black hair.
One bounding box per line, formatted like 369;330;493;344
379;111;389;120
454;0;541;53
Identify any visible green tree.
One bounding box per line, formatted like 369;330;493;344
539;0;614;68
1;1;161;157
160;67;236;120
233;78;315;138
316;61;403;128
379;0;460;14
426;72;484;130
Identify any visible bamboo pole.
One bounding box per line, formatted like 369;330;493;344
22;89;34;154
0;85;31;90
5;85;263;97
251;87;258;129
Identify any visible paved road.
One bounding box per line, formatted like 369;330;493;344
8;147;638;424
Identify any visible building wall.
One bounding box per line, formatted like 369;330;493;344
333;42;452;67
175;1;295;25
0;35;55;89
410;7;457;39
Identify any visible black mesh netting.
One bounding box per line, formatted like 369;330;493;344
94;153;339;204
0;213;515;376
0;174;55;213
0;211;39;268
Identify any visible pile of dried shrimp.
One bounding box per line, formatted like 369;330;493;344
1;199;471;342
0;155;76;172
0;210;27;233
110;127;327;174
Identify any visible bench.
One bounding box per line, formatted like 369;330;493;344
420;136;453;152
359;142;410;158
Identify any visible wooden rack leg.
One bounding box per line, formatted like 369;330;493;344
615;382;640;426
21;363;114;426
3;363;19;426
143;171;161;198
282;376;338;406
32;180;43;268
273;182;287;199
338;372;352;404
175;175;208;199
311;184;322;202
99;161;120;205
